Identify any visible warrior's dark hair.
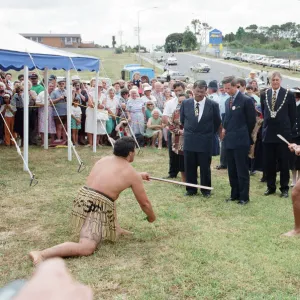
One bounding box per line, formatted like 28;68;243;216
113;137;135;157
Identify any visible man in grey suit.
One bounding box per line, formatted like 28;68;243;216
180;80;221;197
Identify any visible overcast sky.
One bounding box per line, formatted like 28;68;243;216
1;0;299;49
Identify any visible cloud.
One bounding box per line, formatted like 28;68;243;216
0;0;299;49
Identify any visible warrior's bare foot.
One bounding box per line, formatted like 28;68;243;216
29;251;44;266
282;229;300;237
117;228;133;236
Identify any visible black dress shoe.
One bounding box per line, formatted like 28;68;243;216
225;197;238;202
202;193;211;198
280;191;289;198
163;175;177;179
216;165;227;170
238;200;249;205
185;192;197;197
264;189;276;196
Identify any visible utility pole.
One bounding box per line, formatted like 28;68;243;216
118;30;123;48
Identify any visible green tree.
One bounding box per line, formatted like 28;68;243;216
268;25;280;40
245;24;258;34
164;33;184;52
191;19;201;35
182;28;197;50
235;27;246;40
224;32;235;42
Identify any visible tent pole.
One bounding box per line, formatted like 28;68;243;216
23;66;29;171
66;70;72;161
44;68;49;149
93;72;99;153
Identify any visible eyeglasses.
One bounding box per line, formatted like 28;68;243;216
147;104;154;106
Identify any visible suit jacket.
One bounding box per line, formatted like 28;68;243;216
261;87;296;143
292;104;300;138
180;98;221;154
223;92;256;150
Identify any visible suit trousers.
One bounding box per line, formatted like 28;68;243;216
263;143;290;192
184;150;212;195
226;147;250;201
168;130;179;177
220;113;227;167
220;140;227;167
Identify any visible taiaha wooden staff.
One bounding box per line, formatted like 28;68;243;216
149;177;213;190
277;134;299;154
277;134;291;145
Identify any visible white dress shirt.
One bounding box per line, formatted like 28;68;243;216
194;97;206;122
163;97;178;117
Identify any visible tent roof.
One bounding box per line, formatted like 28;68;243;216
0;29;99;72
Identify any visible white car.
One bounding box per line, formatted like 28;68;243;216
167;56;178;65
222;51;233;60
190;63;211;73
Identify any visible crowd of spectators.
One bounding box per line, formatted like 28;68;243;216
0;71;194;149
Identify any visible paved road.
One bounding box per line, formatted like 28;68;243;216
142;53;300;88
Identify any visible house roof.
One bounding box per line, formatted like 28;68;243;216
20;33;81;38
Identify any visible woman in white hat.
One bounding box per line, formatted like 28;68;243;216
141;86;156;105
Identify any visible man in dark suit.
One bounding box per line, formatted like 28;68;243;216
180;80;221;197
222;76;256;205
261;71;296;198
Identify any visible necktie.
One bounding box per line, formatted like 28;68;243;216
271;90;277;110
229;96;234;108
195;102;199;117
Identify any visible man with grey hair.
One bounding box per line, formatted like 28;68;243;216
221;76;256;205
261;71;296;198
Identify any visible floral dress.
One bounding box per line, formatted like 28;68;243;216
126;98;145;135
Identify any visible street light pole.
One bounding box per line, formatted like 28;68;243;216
137;6;158;64
137;11;141;63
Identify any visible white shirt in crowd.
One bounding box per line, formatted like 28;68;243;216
0;104;16;117
163;97;178;117
194;97;206;122
105;96;119;115
36;91;50;105
71;105;82;119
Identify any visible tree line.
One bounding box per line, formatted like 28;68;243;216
224;23;300;50
163;19;212;53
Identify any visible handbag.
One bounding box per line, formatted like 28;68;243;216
97;109;109;121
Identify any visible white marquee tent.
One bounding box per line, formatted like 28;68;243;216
0;29;101;179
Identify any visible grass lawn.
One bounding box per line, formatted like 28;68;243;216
1;145;300;299
1;49;300;299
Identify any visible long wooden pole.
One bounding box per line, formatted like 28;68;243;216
149;177;213;190
277;134;290;145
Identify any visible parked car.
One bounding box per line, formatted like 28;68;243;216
167;56;178;65
222;51;233;60
157;70;189;83
156;56;166;63
278;60;289;68
190;63;211;73
254;55;266;64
